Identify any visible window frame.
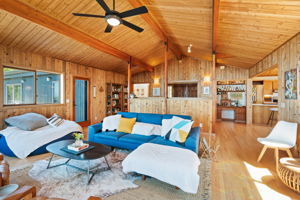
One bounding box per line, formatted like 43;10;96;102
5;83;23;105
3;66;64;106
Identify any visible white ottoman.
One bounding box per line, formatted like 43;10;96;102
122;143;200;194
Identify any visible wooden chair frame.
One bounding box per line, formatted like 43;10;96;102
200;137;220;160
257;145;293;163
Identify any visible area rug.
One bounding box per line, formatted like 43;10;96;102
10;151;211;200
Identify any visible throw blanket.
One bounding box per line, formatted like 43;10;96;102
122;143;200;194
0;120;82;159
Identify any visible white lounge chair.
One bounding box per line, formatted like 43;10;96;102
257;121;298;163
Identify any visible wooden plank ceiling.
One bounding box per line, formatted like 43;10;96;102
217;0;300;68
0;10;129;73
141;0;213;61
1;0;300;72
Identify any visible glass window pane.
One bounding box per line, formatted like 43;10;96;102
36;72;62;104
3;67;34;105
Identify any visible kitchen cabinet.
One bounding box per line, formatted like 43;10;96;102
217;106;246;123
263;81;273;95
273;80;278;90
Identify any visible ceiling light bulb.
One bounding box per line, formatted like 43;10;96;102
106;15;121;26
187;47;191;53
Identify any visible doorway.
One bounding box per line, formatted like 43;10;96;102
73;77;90;126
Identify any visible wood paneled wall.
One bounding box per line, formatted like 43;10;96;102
133;56;213;98
249;33;300;153
249;33;300;123
130;98;212;132
216;65;249;81
0;45;125;129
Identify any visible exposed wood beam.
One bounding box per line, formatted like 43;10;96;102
212;0;220;54
128;0;182;60
164;41;168;114
0;0;154;72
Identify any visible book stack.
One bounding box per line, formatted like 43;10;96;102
67;143;89;152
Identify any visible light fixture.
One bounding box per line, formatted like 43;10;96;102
187;44;193;53
46;77;51;82
204;76;211;83
220;65;225;70
106;15;121;26
153;77;160;86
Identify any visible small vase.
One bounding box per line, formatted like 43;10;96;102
75;139;83;147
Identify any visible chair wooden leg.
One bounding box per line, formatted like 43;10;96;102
257;145;268;162
286;149;293;158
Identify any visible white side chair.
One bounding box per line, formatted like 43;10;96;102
257;121;298;163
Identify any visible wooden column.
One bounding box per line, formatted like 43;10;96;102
212;54;217;133
246;79;253;124
127;58;132;112
164;41;168;114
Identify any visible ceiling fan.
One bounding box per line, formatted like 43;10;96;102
72;0;148;33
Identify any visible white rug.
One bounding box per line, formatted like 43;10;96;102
28;151;140;200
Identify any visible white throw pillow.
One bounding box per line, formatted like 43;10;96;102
161;119;173;137
47;114;64;127
102;114;121;132
149;124;162;136
132;122;155;136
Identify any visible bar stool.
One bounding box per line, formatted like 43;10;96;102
267;107;278;125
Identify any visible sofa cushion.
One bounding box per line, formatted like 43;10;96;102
118;112;138;119
149;136;185;149
162;114;192;120
119;134;157;145
137;113;163;125
95;131;127;140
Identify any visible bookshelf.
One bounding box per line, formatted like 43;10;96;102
106;83;128;116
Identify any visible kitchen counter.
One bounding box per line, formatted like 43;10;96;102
253;103;278;107
253;104;278;124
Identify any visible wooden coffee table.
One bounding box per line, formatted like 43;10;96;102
46;140;112;184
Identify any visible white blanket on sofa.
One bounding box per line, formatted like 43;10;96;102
0;120;82;159
122;143;200;194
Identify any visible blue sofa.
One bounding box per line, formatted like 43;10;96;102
88;112;200;153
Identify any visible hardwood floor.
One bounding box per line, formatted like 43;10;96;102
212;121;300;200
4;122;300;199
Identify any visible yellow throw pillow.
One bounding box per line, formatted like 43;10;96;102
117;117;136;133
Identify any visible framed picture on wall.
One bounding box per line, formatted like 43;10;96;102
203;86;210;95
285;68;297;100
133;83;149;98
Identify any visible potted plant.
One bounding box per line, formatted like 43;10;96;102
73;132;84;147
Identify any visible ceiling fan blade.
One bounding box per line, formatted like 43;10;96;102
122;20;144;32
104;24;113;33
119;6;148;18
96;0;111;13
72;13;105;18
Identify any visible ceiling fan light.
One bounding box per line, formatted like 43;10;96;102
106;15;121;26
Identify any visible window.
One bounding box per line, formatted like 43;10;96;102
3;67;63;105
3;68;34;104
36;72;62;104
168;83;198;98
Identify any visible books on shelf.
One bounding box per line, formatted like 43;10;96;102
67;143;89;152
